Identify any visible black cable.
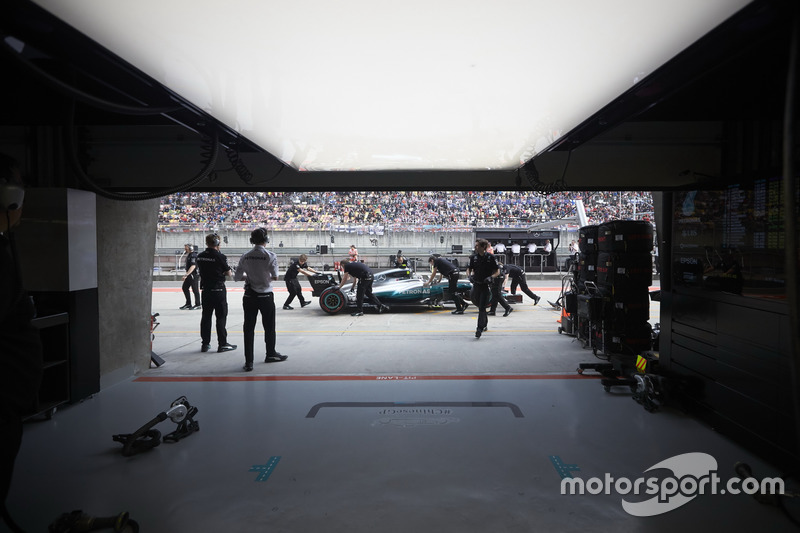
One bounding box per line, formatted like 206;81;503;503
9;30;288;191
64;99;219;201
517;151;573;194
246;164;286;186
220;142;286;185
224;146;254;184
6;34;221;201
1;34;183;116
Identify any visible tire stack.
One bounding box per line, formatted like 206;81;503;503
595;220;654;357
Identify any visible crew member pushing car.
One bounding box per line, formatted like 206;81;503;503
505;263;541;305
488;262;513;317
338;259;388;316
467;239;500;338
424;255;468;314
283;254;317;310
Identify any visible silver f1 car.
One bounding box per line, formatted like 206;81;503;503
309;268;474;315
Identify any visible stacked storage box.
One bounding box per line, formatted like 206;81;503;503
575;225;601;350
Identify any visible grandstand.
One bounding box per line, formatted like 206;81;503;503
155;191;655;278
158;190;654;231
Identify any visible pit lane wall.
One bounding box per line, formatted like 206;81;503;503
156;228;478;257
154;228;580;278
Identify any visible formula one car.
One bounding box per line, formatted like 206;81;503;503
309;268;474;315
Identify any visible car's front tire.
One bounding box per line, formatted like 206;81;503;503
319;287;346;315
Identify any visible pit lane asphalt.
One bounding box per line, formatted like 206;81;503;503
146;277;661;377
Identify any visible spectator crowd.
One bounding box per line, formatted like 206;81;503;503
158;191;653;232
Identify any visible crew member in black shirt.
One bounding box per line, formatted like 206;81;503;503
196;234;237;353
338;259;388;316
1;154;43;532
283;253;317;310
180;243;201;309
467;238;500;338
488;262;513;317
424;255;468;314
505;263;541;305
395;250;409;269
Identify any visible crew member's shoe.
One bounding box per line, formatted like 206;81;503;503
451;308;463;315
378;305;390;313
218;343;237;353
283;305;294;310
192;304;202;309
487;311;496;316
483;326;488;331
300;301;311;308
533;295;541;306
503;307;514;317
180;304;192;310
243;364;253;372
462;303;470;313
200;344;210;353
265;353;289;363
475;328;482;339
351;311;364;316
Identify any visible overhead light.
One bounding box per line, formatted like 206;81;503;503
32;0;752;171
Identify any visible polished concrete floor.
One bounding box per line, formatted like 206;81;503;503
6;278;800;532
145;277;625;378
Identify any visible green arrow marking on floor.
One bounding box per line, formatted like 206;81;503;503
550;455;580;479
250;456;281;482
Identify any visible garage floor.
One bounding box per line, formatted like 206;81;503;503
6;280;799;532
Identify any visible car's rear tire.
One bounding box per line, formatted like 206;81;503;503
319;287;346;314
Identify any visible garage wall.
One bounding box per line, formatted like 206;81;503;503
96;196;160;388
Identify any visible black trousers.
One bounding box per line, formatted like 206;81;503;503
510;276;539;300
200;289;228;346
446;272;466;310
489;278;511;313
243;292;276;365
182;275;200;306
470;283;491;331
1;326;42;513
356;277;382;311
284;278;306;306
0;416;21;515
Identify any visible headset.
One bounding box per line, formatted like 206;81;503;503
0;179;24;211
250;227;268;245
206;233;221;247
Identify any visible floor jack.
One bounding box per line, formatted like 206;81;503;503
112;396;199;457
556;273;577;336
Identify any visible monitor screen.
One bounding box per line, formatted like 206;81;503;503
671;176;793;299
